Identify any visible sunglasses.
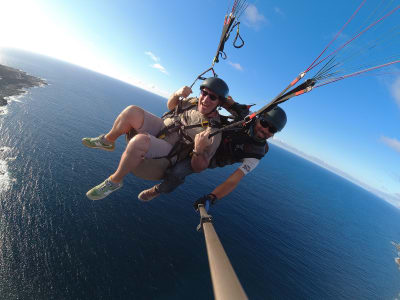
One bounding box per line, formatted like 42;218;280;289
200;89;219;101
260;119;278;134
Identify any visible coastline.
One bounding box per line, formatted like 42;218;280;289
0;64;47;106
271;139;400;209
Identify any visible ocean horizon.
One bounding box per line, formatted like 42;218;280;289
0;48;399;299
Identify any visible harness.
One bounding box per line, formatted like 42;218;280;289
212;127;268;168
159;97;225;166
126;97;224;168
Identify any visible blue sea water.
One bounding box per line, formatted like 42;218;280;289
0;48;399;300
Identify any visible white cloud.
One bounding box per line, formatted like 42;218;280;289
228;61;243;71
145;51;160;62
391;76;400;108
381;136;400;153
145;51;169;75
243;4;267;29
274;6;284;16
151;63;169;75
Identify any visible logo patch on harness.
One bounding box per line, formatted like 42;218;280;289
242;164;251;173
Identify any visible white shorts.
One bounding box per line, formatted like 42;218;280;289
136;110;173;159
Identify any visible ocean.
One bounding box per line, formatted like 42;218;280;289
0;48;399;299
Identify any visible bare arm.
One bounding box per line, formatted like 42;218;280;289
211;169;245;200
191;130;212;172
191;129;219;172
167;86;192;111
191;152;210;172
225;96;250;120
192;168;245;211
222;95;235;109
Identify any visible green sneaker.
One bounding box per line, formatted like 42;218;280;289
86;178;123;200
82;134;115;151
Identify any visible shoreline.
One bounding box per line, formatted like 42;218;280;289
0;64;47;106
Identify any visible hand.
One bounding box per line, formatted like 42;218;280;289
193;128;213;154
222;96;235;109
174;86;192;98
193;194;217;211
230;102;250;120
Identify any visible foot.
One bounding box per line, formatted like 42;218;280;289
86;177;123;200
82;134;115;151
138;185;160;202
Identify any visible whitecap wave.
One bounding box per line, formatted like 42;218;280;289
0;106;8;115
0;147;13;192
0;159;12;192
0;146;12;155
5;92;27;103
395;257;400;270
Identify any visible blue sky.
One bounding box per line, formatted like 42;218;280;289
1;0;399;207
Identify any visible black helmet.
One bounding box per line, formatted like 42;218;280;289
200;77;229;100
259;106;287;132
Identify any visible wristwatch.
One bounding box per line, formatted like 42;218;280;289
192;149;203;156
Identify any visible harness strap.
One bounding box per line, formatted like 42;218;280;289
156;97;223;168
154;119;222;169
157;120;181;139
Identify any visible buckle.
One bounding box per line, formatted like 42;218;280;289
201;120;209;128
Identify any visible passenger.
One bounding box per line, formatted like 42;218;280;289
137;106;287;207
82;77;229;200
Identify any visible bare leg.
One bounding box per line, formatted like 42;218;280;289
105;105;145;142
110;133;150;183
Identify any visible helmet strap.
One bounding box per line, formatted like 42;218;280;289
204;98;224;117
248;119;265;143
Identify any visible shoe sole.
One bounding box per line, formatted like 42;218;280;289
138;192;159;202
86;185;122;200
86;191;107;200
82;139;115;152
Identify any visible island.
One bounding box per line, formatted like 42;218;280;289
0;64;47;106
